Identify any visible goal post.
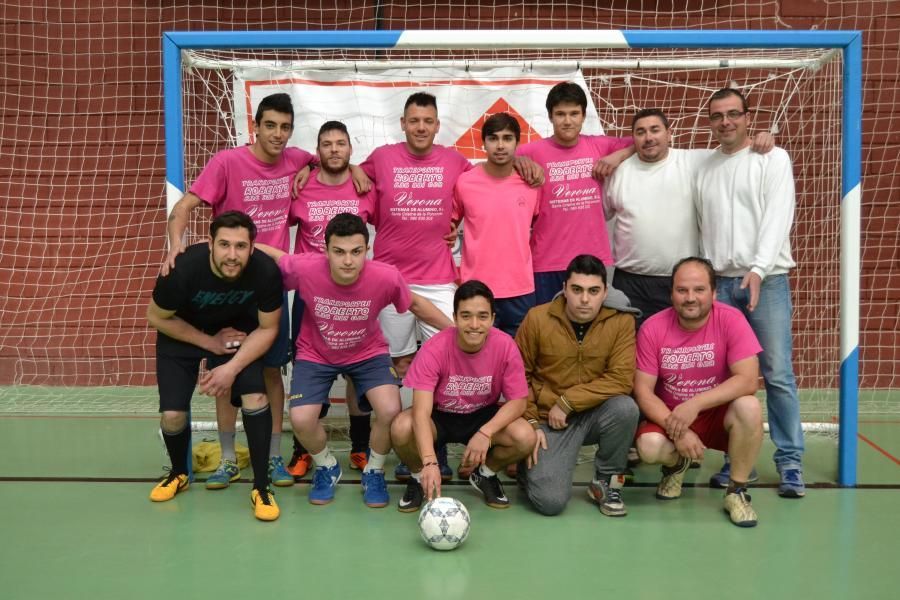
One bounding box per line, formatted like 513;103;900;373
161;29;863;486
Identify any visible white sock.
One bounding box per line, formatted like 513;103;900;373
411;471;422;482
311;447;337;469
479;464;497;477
364;450;387;472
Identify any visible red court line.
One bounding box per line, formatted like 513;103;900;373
858;433;900;466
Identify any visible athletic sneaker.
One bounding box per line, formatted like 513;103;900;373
656;455;692;500
397;479;424;513
723;488;758;527
436;444;453;482
626;446;641;468
778;468;806;498
469;469;510;509
394;462;411;482
587;474;627;517
349;451;369;471
268;456;294;487
251;488;280;521
205;459;240;490
150;471;189;502
309;463;342;505
361;469;389;508
709;460;759;488
287;452;312;479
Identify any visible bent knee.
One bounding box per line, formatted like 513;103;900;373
727;395;763;428
240;393;268;411
636;431;671;464
390;410;414;441
528;490;569;516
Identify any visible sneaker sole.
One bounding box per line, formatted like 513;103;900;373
151;481;189;502
309;497;336;505
365;500;389;508
205;476;239;490
723;507;758;527
587;488;627;517
397;503;421;513
778;489;806;498
271;478;295;488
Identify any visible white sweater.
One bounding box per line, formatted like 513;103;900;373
694;145;796;279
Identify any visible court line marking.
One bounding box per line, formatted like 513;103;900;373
857;432;900;466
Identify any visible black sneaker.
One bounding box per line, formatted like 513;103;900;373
436;444;453;483
469;469;510;509
397;479;424;513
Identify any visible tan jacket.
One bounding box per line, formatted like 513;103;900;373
515;296;636;428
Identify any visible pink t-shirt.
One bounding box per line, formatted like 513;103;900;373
404;327;528;414
277;253;411;365
361;143;472;285
290;171;375;254
451;166;540;298
191;146;315;252
517;135;632;271
636;302;762;410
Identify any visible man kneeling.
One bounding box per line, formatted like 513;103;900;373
633;257;764;527
392;280;535;511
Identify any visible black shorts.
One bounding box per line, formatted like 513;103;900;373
156;352;266;412
433;404;501;446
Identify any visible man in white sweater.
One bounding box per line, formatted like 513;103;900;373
694;88;805;499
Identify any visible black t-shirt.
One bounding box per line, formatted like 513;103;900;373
569;320;591;343
152;243;283;357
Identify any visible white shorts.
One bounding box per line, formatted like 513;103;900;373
379;282;456;357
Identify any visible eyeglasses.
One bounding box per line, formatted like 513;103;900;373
709;110;747;122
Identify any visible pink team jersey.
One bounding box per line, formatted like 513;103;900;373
361;143;472;285
191;146;315;252
517;135;632;271
290;171;375;254
451;166;540;298
277;253;411;365
404;327;528;414
636;302;762;410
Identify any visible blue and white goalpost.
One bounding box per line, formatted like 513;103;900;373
162;30;862;486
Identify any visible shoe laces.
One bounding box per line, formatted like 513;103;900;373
364;470;387;493
160;467;181;486
782;469;802;484
312;466;332;488
256;488;274;506
403;479;422;500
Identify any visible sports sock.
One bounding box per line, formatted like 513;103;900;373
349;415;371;453
727;479;748;494
269;432;281;458
364;450;387;472
311;447;338;469
411;470;422;482
241;405;273;491
292;436;307;456
218;430;236;462
162;422;191;475
478;464;497;478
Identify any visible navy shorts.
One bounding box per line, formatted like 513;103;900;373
533;270;567;305
156;352;266;412
263;293;291;368
494;292;536;337
288;354;400;412
433;404;501;446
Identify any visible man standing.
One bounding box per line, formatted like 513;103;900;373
695;88;805;497
148;211;282;521
390;280;535;512
515;255;639;517
634;257;764;527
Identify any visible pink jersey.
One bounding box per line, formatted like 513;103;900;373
451;166;540;298
517;135;632;271
636;302;762;410
361;143;472;285
191;146;315;252
277;253;411;365
404;327;528;414
290;171;375;254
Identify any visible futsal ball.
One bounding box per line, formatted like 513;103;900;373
418;496;471;551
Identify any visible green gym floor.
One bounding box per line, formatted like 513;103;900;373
0;389;898;600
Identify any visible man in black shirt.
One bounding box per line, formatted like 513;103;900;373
147;211;283;521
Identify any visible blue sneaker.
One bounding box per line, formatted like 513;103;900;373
309;463;342;505
436;444;453;483
778;468;806;498
709;460;759;489
268;456;294;488
361;469;389;507
206;459;240;490
394;462;411;482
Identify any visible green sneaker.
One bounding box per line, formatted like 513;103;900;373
206;459;240;490
269;456;294;487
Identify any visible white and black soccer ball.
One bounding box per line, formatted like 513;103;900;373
418;496;471;551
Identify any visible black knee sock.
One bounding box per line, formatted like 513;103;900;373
242;405;272;491
349;414;371;453
162;423;191;476
293;436;307;456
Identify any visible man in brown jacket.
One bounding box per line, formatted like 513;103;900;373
516;254;639;517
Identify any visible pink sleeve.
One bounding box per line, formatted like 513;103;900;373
515;142;535;159
359;189;375;224
277;254;305;290
291;147;316;169
391;269;412;313
360;150;377;180
189;152;228;207
593;135;634;157
635;319;660;376
500;339;529;400
451;183;463;222
725;312;763;366
402;339;442;391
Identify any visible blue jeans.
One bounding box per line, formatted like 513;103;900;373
716;274;804;469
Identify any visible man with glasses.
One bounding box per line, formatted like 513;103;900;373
695;88;805;498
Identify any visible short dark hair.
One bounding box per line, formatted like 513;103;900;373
481;113;521;143
404;92;438;113
632;108;670;131
708;87;749;114
672;256;717;290
317;120;350;146
210;210;256;242
564;254;607;287
454;280;496;315
254;93;294;125
324;212;369;246
546;82;587;117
